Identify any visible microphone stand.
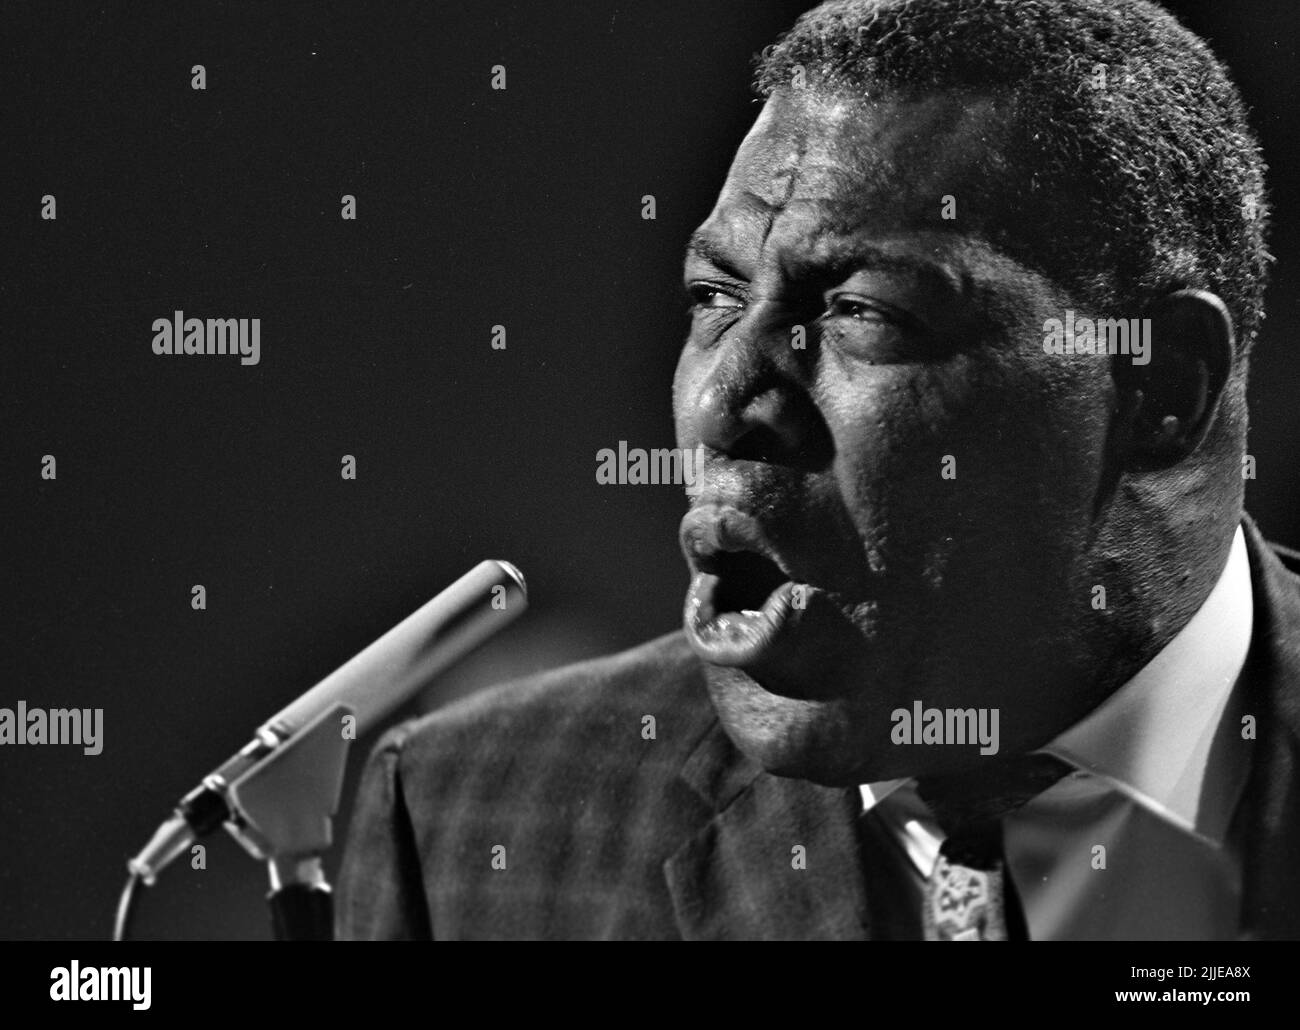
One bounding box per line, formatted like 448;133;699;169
223;703;354;941
117;559;529;940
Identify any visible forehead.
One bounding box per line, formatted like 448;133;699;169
697;88;1020;271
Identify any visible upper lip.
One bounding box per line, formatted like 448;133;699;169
680;505;797;582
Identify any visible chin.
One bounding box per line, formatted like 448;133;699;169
703;664;895;787
703;661;1012;786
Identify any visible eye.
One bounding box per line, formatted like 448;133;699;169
687;283;745;310
823;293;895;324
816;291;933;363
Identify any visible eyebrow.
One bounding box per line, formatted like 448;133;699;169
685;232;746;279
686;230;967;297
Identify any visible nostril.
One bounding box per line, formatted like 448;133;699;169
692;364;833;470
733;388;834;470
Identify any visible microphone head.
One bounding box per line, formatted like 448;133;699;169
261;559;529;741
493;559;527;600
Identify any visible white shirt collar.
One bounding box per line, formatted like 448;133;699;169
1041;524;1252;840
862;525;1254;843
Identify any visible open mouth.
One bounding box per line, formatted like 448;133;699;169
704;549;790;616
680;507;804;667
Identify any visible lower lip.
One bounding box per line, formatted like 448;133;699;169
683;573;800;666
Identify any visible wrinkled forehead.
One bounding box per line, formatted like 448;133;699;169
702;88;1023;265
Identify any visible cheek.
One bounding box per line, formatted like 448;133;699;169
819;361;976;556
972;353;1114;515
821;354;1111;574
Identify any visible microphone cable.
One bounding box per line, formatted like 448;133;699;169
113;870;144;942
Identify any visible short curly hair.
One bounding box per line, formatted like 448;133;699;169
754;0;1271;354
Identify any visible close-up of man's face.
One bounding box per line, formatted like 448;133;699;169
674;87;1156;786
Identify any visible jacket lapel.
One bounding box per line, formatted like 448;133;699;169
663;720;871;940
1234;516;1300;939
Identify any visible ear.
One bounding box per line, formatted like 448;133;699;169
1113;289;1235;471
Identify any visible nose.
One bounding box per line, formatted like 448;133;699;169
689;308;830;468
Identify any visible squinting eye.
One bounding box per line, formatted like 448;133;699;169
688;284;745;310
825;294;890;323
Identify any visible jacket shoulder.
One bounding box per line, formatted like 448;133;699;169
342;631;716;938
375;630;711;793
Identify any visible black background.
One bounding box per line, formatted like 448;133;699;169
5;1;1298;940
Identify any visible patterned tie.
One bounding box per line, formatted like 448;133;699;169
916;753;1073;941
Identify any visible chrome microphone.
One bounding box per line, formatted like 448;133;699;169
126;559;527;884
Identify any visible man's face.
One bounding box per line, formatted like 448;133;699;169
673;88;1121;785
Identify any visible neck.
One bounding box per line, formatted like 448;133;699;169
1073;475;1242;730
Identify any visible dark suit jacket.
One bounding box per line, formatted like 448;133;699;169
336;517;1300;939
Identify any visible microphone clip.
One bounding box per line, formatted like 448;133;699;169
224;702;354;865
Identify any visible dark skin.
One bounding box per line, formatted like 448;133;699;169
673;87;1243;787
